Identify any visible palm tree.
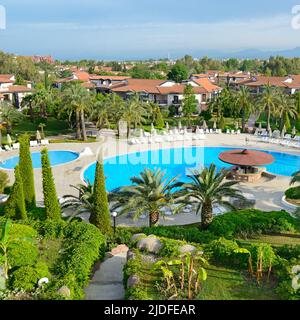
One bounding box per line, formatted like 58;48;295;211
178;164;245;229
62;83;91;141
148;101;161;124
291;170;300;185
106;93;125;136
61;182;94;219
90;94;111;130
0;102;24;134
277;94;298;131
257;84;280;131
123;94;147;138
234;86;253;132
110;168;181;227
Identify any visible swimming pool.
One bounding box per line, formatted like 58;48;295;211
83;147;300;191
0;150;79;170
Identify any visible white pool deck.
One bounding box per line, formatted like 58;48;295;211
1;133;299;226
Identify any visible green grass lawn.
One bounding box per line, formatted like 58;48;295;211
237;234;300;247
13;117;71;136
199;265;279;300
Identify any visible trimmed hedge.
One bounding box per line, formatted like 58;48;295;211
285;187;300;200
208;209;299;238
52;221;107;299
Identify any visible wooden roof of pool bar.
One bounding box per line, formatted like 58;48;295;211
218;149;275;167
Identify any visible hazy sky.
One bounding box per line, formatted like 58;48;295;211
0;0;300;60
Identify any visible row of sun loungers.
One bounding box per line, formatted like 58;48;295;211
0;140;50;152
258;132;300;149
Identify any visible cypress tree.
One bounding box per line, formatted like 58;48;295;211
41;148;61;220
19;134;36;209
89;156;112;234
4;165;27;220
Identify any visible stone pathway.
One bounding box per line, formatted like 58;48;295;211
85;245;128;300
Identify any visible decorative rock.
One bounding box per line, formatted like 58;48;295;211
57;286;71;298
130;233;147;243
111;244;129;256
137;236;163;254
127;250;137;261
179;244;197;254
127;275;140;289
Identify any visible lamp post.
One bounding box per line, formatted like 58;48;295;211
112;211;117;235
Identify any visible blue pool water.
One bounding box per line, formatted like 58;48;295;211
84;147;300;192
0;150;79;169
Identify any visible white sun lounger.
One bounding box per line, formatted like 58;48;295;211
12;143;20;150
41;140;50;146
4;145;11;151
30;140;38;147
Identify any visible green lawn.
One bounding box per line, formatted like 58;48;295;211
237;234;300;247
13;117;71;136
199;265;279;300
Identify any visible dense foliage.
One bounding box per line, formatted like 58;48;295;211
18;134;36;209
41;149;61;220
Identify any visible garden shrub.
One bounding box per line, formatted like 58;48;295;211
158;237;186;257
19;134;36;209
274;256;300;300
9;262;50;292
275;245;300;261
285;187;300;200
141;226;217;244
41;149;61;220
8;240;39;269
31;219;66;239
52;221;106;299
208;209;298;238
0;170;9;193
206;238;241;266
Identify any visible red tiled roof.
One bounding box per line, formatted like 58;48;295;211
112;79;165;94
89;74;131;81
239;75;300;89
192;78;222;92
81;82;96;89
1;85;33;93
0;74;15;83
73;71;90;82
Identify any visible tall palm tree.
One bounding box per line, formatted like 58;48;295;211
62;83;91;141
0;102;24;134
257;84;280;130
123;94;147;138
90;94;111;130
234;86;253;132
110;168;181;227
108;93;126;136
178;164;245;229
277;94;298;131
291;170;300;185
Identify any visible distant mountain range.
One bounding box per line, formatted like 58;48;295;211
193;47;300;60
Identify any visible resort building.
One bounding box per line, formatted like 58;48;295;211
54;71;130;93
0;74;33;108
236;75;300;94
191;71;252;85
111;78;222;114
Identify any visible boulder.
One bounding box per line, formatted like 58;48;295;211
57;286;71;298
127;275;140;289
127;250;137;261
110;244;129;256
130;233;147;243
179;244;197;254
137;236;163;254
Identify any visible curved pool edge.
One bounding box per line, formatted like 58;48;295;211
0;149;81;171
